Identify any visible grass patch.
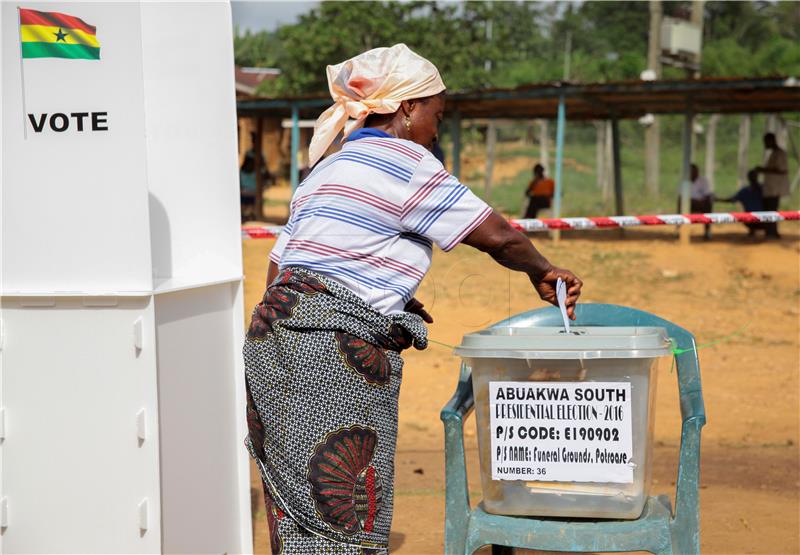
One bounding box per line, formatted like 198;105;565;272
448;115;800;218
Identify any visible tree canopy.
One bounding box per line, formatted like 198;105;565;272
233;0;800;97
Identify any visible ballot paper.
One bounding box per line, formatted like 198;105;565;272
556;277;570;333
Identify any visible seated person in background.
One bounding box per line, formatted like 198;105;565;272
524;163;555;219
678;163;713;240
715;169;764;237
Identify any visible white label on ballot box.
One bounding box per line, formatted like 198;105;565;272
489;381;634;483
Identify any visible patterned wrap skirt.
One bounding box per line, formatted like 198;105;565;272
243;267;428;554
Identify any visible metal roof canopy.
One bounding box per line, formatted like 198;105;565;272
237;76;800;121
446;76;800;120
237;76;798;242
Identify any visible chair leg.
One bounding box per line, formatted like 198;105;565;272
491;545;514;555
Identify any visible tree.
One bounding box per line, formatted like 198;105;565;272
231;0;800;97
233;26;283;68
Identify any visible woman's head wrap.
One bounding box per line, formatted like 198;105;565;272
308;43;446;166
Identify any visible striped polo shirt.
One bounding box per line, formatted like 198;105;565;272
270;129;492;315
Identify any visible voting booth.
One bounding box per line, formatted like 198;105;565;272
1;2;252;552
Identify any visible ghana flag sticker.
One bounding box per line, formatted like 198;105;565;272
19;8;100;60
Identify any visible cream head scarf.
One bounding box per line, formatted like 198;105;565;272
308;43;446;167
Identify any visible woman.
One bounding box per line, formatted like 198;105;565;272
244;44;582;554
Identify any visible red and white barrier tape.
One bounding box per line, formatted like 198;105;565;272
510;211;800;232
241;225;285;239
242;211;800;239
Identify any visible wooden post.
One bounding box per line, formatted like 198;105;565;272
704;114;720;192
611;118;624;216
450;111;462;180
484;122;497;201
737;115;751;183
254;117;264;220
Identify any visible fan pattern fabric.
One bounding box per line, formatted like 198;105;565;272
244;267;427;553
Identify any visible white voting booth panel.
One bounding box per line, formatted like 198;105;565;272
141;2;244;292
154;282;247;552
0;2;251;553
1;2;153;295
0;297;162;553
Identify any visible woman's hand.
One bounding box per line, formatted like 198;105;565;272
404;297;434;323
462;212;584;318
530;267;583;319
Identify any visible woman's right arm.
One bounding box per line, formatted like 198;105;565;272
462;212;583;319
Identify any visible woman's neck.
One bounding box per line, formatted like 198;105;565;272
363;112;406;139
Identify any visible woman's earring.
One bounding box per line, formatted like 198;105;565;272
404;116;412;132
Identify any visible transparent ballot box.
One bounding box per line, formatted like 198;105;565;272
455;326;671;519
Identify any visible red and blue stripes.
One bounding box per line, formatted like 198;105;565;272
268;136;493;314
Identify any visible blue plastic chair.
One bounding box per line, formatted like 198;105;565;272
440;303;705;555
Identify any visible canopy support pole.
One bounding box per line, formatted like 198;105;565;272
552;95;566;241
484;122;497;201
611;117;624;216
450;111;462;180
254;117;264;220
679;109;694;244
290;105;300;192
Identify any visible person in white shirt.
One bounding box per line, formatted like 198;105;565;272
679;164;713;240
756;133;790;239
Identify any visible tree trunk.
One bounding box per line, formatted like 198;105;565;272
595;121;605;190
647;1;662;72
765;115;789;164
603;120;613;203
645;120;661;196
645;0;662;195
539;119;549;171
784;119;800;192
484;122;497;201
775;115;789;155
690;0;705;78
737;115;751;183
704;114;720;192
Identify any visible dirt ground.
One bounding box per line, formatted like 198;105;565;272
242;221;800;555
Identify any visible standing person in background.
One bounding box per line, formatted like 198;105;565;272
679;164;713;240
243;44;582;555
240;132;273;220
715;169;764;238
239;133;259;221
756;132;790;239
523;163;555;219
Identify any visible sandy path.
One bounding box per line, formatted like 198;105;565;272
243;224;800;554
